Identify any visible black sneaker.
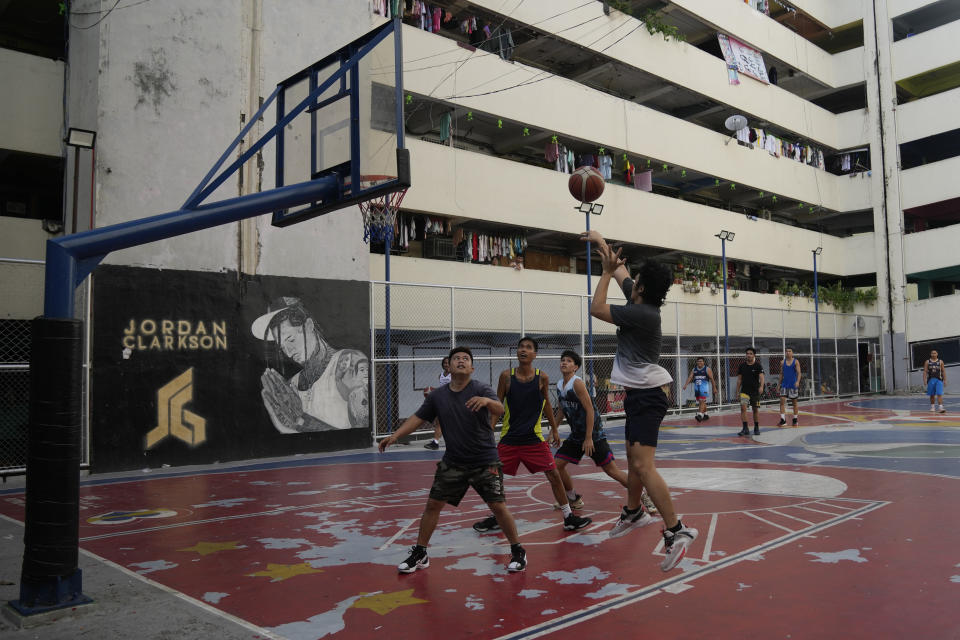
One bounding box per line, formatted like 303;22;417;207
792;417;799;426
423;440;440;450
702;414;710;421
508;545;527;572
473;515;500;533
753;426;761;436
777;418;787;427
737;428;749;436
563;513;592;531
694;414;703;422
397;545;429;573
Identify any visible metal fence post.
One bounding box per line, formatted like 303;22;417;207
856;313;861;395
369;282;378;440
676;302;681;411
716;304;723;410
450;286;456;349
520;290;525;338
809;311;816;400
834;314;840;397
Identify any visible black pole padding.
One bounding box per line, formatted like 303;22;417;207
13;317;90;613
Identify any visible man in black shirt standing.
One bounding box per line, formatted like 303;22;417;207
736;347;765;437
379;346;528;574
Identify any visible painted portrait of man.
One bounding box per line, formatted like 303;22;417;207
252;297;369;432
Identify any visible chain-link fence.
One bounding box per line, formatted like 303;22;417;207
0;319;30;472
370;281;886;438
1;258;92;474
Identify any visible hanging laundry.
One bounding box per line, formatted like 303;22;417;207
598;154;613;180
634;170;653;192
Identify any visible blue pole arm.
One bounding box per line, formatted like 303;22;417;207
43;177;338;319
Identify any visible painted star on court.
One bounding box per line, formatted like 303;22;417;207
351;589;429;615
247;562;324;582
177;540;245;556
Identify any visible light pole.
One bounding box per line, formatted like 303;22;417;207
65;128;97;234
576;200;603;396
716;230;735;402
813;247;822;392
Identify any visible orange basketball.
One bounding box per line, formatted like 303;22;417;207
568;166;605;203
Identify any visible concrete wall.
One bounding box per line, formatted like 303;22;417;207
73;0;373;280
370;253;881;339
906;293;960;343
891;19;960;81
895;86;960;143
401;138;874;277
403;27;871;215
0;49;64;156
903;225;960;275
466;0;868;150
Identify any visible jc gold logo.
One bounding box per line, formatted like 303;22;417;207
145;368;206;448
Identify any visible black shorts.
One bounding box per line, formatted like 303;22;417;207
624;386;668;447
739;393;760;408
555;438;615;466
428;459;505;507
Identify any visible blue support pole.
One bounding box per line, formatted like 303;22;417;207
43;178;338;319
813;250;821;390
722;238;730;402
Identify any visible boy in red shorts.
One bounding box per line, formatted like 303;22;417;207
473;337;593;533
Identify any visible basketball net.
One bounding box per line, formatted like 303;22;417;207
359;188;408;244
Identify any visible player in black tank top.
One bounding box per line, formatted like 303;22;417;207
472;337;593;534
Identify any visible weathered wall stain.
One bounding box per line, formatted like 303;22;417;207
132;49;176;115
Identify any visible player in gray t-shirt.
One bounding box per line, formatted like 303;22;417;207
582;230;698;572
379;346;528;574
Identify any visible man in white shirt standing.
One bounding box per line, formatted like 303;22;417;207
582;231;698;572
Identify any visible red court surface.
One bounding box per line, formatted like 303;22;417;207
2;397;959;639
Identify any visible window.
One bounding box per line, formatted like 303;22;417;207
910;338;959;370
0;149;65;223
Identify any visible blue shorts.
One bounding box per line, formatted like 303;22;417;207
927;379;944;396
693;381;710;400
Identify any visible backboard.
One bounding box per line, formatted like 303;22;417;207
271;18;409;227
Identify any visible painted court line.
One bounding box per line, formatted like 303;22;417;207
700;513;719;561
766;509;816;526
494;500;888;639
794;504;848;517
740;510;796;533
378;518;417;550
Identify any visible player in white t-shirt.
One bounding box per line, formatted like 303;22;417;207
424;357;451;450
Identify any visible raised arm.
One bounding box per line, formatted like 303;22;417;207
580;231;630;288
588;242;626;324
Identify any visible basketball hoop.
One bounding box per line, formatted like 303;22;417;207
351;175;408;244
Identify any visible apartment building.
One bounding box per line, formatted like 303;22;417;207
1;0;958;470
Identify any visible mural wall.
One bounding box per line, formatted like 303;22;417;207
91;265;370;472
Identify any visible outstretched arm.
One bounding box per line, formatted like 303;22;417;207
378;414;427;452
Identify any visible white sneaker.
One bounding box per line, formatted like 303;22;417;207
661;526;698;572
930;406;936;412
609;506;658;538
939;405;947;414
